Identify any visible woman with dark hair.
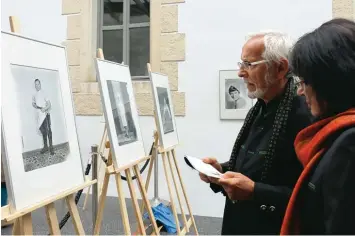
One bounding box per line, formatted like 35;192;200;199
280;18;355;235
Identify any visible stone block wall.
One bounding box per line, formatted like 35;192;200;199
62;0;354;116
62;0;186;116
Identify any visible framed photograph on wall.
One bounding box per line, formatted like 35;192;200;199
219;70;255;119
1;31;85;211
95;59;146;169
148;71;179;150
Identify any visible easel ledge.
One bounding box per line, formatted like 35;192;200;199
1;179;96;222
103;141;151;174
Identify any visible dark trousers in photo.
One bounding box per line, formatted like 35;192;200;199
39;114;54;155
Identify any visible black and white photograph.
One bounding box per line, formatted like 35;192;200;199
107;80;138;145
11;65;70;172
220;70;254;120
156;87;174;134
225;78;247;110
149;71;179;150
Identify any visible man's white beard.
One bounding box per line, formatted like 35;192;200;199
247;88;267;99
246;72;274;99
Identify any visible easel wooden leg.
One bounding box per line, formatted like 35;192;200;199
167;151;189;232
66;194;85;235
93;172;110;235
95;127;108;205
82;185;91;210
19;213;33;235
12;218;21;235
125;169;146;235
140;154;155;214
161;152;181;234
45;202;61;235
172;149;198;234
115;172;131;235
133;165;160;235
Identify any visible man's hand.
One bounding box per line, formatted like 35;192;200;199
199;157;222;184
202;157;222;172
32;102;39;109
218;172;255;201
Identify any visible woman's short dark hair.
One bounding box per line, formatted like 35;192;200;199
290;18;355;117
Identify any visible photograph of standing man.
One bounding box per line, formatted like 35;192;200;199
32;79;54;155
116;92;129;139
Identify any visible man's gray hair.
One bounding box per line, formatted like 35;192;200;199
246;30;294;63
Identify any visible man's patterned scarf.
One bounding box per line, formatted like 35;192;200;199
227;76;296;181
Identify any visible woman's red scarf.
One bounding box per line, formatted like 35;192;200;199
280;108;355;235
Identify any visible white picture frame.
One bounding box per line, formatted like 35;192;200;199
1;31;85;211
148;71;179;150
219;70;255;120
95;58;146;169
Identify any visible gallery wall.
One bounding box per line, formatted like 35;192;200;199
1;0;66;45
2;0;333;218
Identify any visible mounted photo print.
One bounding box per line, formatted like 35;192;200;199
95;59;145;169
1;31;85;212
219;70;255;119
148;71;179;150
11;65;70;172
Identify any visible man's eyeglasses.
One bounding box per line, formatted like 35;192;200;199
237;59;268;70
295;79;305;90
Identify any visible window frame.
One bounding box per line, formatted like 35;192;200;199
97;0;150;80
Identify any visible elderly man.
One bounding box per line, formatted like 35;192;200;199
200;31;313;234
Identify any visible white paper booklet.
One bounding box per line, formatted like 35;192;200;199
184;155;223;179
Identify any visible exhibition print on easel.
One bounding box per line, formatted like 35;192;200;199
11;65;69;172
1;31;85;211
149;71;179;149
156;87;174;134
96;59;146;169
107;80;138;146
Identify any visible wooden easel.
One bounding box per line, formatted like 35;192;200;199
0;16;97;235
92;49;160;235
91;58;199;235
1;180;95;235
143;64;199;235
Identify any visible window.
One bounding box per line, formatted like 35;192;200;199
98;0;150;78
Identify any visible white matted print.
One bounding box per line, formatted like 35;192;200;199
95;59;145;169
149;71;179;149
1;31;84;211
12;65;69;172
220;70;255;119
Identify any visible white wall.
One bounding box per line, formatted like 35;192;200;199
1;0;66;45
1;0;333;219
